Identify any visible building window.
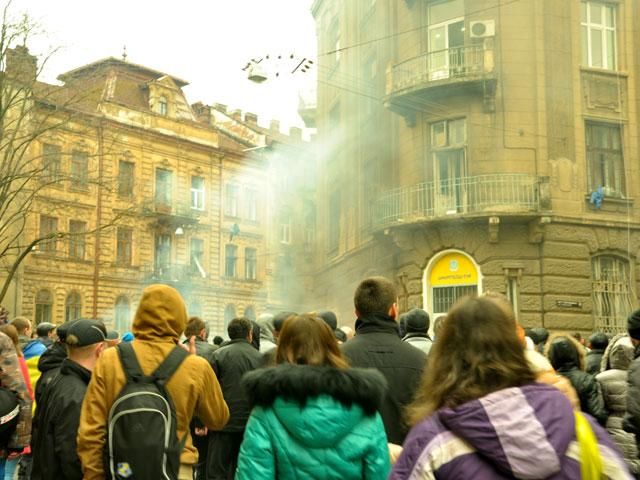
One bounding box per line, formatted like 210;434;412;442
329;18;341;64
581;1;616;70
190;238;206;277
71;150;89;189
154;234;172;271
225;244;237;278
189;300;203;318
224;304;236;332
244;306;256;321
68;220;86;260
280;216;291;244
39;215;58;252
158;96;168;115
65;291;82;322
245;188;258;221
118;160;134;198
155;168;173;209
328;191;340;253
224;183;239;217
506;276;519;316
431;118;467;212
115;296;130;332
245;247;257;280
116;227;133;266
427;0;465;80
592;255;633;333
586;122;624;197
42;143;61;181
35;289;52;325
190;176;205;210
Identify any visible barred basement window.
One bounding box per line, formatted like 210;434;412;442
592;255;633;334
432;285;477;316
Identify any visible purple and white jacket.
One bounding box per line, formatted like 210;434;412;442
391;383;631;479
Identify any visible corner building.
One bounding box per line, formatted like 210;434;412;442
310;0;640;333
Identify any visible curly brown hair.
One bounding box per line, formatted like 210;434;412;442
406;295;535;425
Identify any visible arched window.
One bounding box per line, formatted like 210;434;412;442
592;255;634;334
35;289;53;325
224;304;236;333
244;306;256;321
115;296;131;332
65;291;82;322
189;300;203;318
423;250;482;323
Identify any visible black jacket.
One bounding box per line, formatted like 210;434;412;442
341;313;427;444
624;343;640;446
557;367;608;425
35;342;67;405
586;349;605;375
212;339;264;432
183;337;218;367
31;359;91;480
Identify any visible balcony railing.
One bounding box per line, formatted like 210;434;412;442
144;263;201;283
387;45;492;96
374;174;548;229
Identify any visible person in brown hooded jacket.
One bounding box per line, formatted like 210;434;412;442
77;284;229;480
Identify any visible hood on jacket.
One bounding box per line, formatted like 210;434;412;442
256;313;275;343
438;383;574;479
546;335;585;371
601;334;634;371
37;342;67;373
132;284;187;342
243;364;386;446
23;339;46;360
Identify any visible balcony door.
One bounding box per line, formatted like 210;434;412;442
431;119;467;214
428;0;464;80
155;234;172;273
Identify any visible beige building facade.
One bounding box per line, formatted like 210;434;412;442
2;52;276;335
310;0;640;334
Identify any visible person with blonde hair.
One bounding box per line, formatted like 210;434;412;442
391;296;631;479
235;314;390;479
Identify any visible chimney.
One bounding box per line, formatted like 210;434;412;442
245;112;258;125
6;46;37;83
213;103;227;113
270;119;280;132
289;127;302;140
230;109;242;121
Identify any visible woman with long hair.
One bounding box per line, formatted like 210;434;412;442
391;296;631;479
235;314;390;479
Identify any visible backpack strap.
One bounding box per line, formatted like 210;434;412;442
151;345;188;386
117;342;145;382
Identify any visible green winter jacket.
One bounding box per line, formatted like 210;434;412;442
235;364;391;480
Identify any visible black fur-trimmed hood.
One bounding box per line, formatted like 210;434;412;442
242;364;387;415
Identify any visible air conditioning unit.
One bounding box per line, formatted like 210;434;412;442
469;20;495;38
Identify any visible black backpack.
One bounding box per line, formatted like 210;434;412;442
106;343;188;480
0;387;19;448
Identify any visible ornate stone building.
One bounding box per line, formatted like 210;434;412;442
310;0;640;334
2;51;279;334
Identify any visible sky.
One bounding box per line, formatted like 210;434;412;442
12;0;317;131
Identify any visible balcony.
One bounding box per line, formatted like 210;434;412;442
385;45;496;123
144;263;204;284
374;174;549;230
141;200;202;229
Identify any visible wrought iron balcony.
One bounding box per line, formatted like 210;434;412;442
141;200;202;228
374;174;549;230
144;263;202;283
385;45;496;121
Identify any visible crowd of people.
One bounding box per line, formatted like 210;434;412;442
0;277;638;478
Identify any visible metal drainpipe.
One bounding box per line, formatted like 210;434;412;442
93;120;104;318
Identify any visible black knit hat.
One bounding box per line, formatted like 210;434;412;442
628;309;640;340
